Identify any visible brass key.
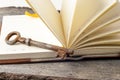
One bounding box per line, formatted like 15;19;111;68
5;31;74;59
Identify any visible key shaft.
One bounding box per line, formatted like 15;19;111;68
5;31;74;58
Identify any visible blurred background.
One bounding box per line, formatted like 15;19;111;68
0;0;62;10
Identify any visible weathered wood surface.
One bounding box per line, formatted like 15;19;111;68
0;72;81;80
0;7;120;80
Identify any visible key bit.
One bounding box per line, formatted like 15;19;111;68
5;31;74;59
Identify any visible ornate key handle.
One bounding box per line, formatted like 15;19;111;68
5;31;20;45
5;31;74;59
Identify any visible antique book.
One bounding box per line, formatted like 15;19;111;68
26;0;120;55
0;0;120;63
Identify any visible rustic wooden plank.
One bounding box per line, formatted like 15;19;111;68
0;72;81;80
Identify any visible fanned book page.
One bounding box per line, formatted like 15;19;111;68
73;0;120;48
26;0;66;47
75;19;120;48
61;0;117;47
27;0;118;48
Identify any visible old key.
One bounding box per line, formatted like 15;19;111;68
5;31;74;59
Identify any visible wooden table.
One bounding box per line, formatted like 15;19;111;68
0;7;120;80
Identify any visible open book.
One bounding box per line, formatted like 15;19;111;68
25;0;120;55
0;0;120;63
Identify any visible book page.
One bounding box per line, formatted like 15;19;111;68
0;15;62;59
64;0;117;48
73;18;120;48
75;19;120;48
74;46;120;55
26;0;66;47
79;33;120;48
51;0;62;10
60;0;76;47
73;0;120;47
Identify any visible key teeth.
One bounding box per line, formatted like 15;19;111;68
67;49;74;55
57;49;74;59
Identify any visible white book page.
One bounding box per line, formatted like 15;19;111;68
73;0;120;47
79;33;120;48
68;0;117;48
75;19;120;48
26;0;66;47
60;0;76;46
0;15;62;55
51;0;62;10
74;46;120;55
